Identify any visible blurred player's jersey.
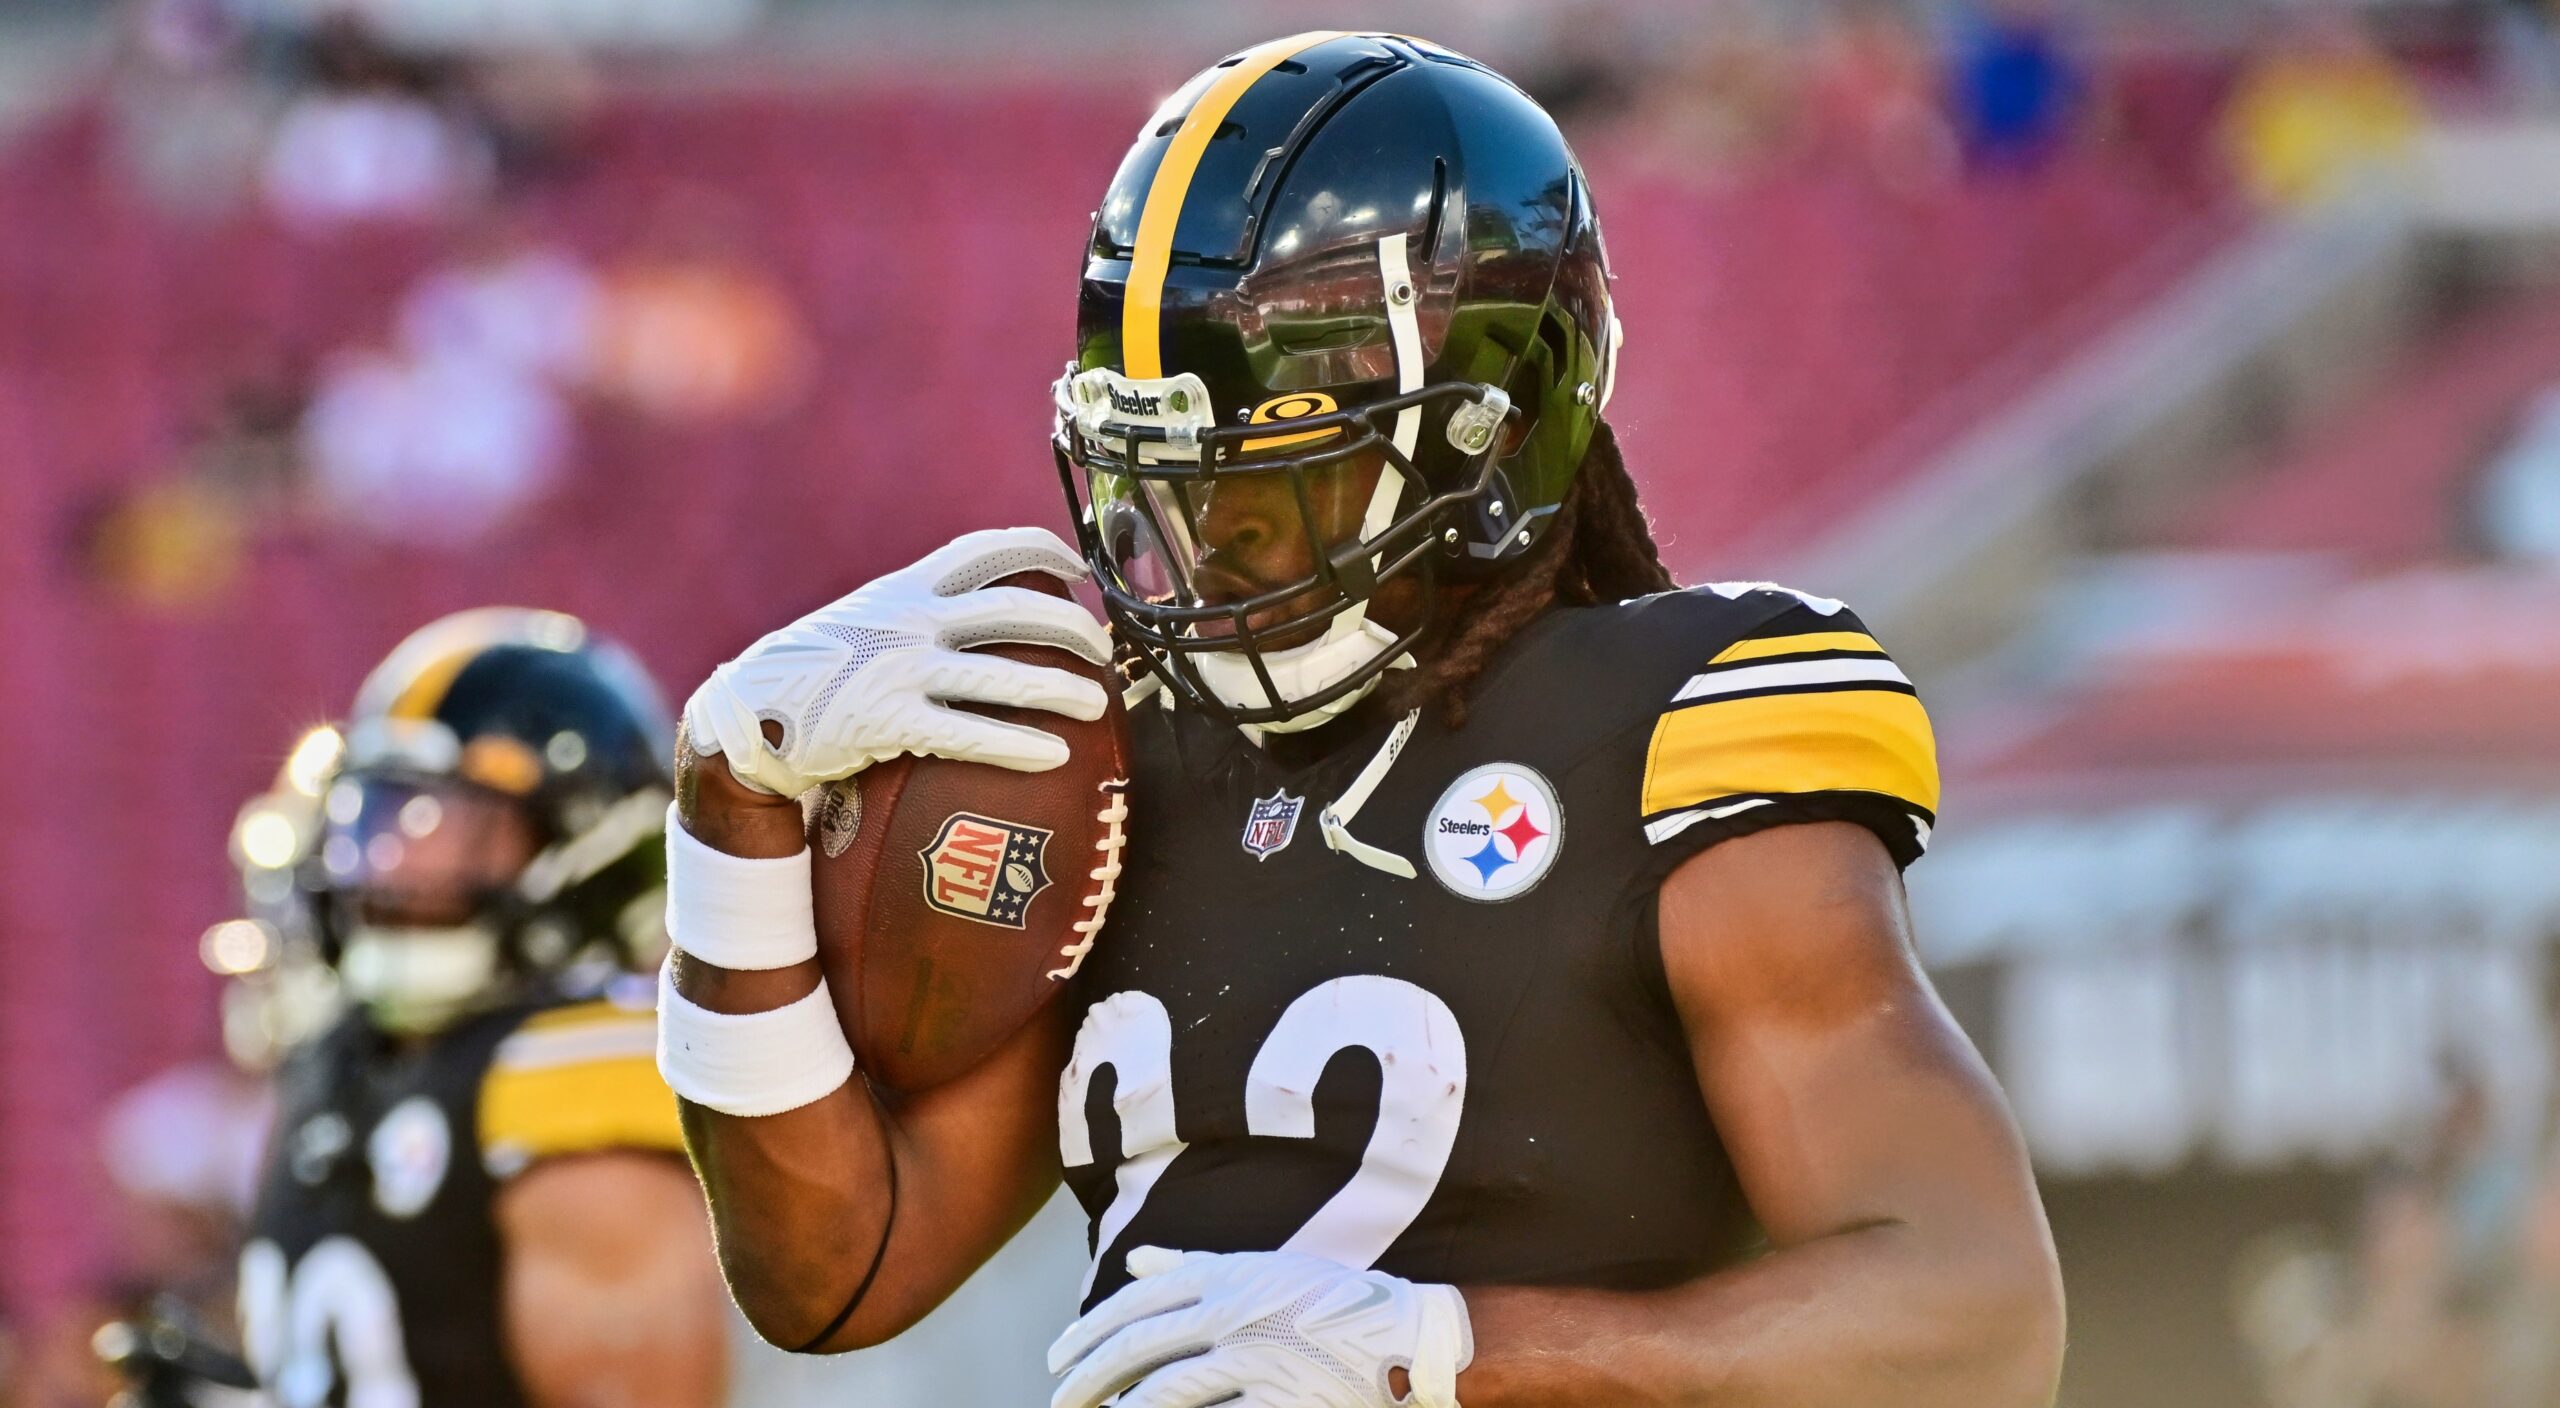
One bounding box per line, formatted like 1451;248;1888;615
241;981;682;1408
1063;585;1938;1307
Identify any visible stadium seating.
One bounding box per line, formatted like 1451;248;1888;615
2176;281;2560;558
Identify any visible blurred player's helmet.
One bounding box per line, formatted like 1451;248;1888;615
291;609;672;1033
213;724;352;1068
1054;32;1620;731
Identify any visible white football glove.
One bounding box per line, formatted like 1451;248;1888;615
1048;1247;1472;1408
684;527;1115;796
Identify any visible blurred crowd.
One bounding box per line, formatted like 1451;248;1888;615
77;0;814;609
61;0;2464;613
0;1059;269;1408
1503;0;2440;206
2234;1071;2560;1408
108;0;592;225
1516;0;2095;191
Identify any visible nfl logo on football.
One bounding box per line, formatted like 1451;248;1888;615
1241;790;1305;860
919;812;1053;929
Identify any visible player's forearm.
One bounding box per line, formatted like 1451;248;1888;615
1455;1219;2064;1408
672;965;903;1351
669;733;1068;1352
671;738;910;1348
675;952;1071;1353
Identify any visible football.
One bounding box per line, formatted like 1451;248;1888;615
805;573;1130;1092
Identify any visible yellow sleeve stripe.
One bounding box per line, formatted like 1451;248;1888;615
1707;630;1885;666
495;1018;656;1073
479;1045;684;1172
1641;688;1940;820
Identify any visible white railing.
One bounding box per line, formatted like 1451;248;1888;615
1783;194;2421;644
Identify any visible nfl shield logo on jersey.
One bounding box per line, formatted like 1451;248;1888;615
1241;790;1305;860
919;812;1053;928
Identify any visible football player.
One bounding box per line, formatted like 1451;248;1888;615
659;33;2066;1408
237;609;729;1408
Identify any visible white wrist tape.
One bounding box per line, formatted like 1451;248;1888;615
656;958;856;1118
664;803;818;972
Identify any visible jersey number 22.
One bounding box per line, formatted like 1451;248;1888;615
1058;974;1467;1296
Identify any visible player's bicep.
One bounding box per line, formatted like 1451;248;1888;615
1656;822;2030;1248
498;1153;728;1408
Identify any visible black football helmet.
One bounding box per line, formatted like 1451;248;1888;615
213;724;350;1068
292;608;673;1032
1054;31;1620;731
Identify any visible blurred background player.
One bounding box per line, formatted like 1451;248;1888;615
126;610;1087;1408
229;607;729;1408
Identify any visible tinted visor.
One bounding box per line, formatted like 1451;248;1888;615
1091;446;1396;647
1055;377;1512;725
317;775;542;928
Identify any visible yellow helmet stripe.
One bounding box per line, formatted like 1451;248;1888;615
384;645;483;722
1123;31;1343;379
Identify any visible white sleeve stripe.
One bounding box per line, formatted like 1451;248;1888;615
1643;799;1938;852
1643;798;1774;845
1672;657;1912;703
495;1021;659;1073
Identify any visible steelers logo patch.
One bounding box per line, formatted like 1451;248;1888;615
367;1095;451;1220
1424;763;1564;902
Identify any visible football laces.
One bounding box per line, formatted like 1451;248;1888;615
1049;778;1129;981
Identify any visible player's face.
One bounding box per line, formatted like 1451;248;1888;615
1100;448;1427;651
319;776;544;928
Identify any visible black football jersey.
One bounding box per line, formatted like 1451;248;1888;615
241;980;684;1408
1060;585;1938;1308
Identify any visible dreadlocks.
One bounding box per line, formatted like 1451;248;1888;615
1391;420;1676;729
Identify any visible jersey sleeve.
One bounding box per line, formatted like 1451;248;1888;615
477;996;685;1179
1635;594;1939;872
